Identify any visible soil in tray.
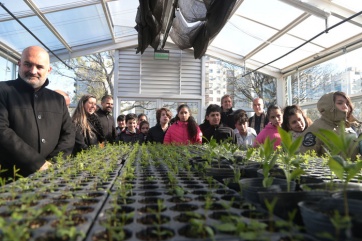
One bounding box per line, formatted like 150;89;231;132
51;215;87;227
138;204;167;213
137;214;171;225
178;224;215;239
92;228;132;241
174;212;206;222
139;197;164;204
209;211;239;220
136;226;175;241
195;195;219;202
105;205;135;215
66;206;95;215
100;214;134;225
170;203;198;212
168;196;193;203
72;197;99;206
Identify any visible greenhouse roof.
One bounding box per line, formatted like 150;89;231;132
0;0;361;77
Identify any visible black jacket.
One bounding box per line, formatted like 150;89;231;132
0;77;75;178
147;123;169;143
95;108;116;143
199;122;236;144
117;129;144;144
73;114;105;155
221;108;235;128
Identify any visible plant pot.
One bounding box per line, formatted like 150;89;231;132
240;178;296;204
298;197;362;240
205;166;234;182
258;190;330;225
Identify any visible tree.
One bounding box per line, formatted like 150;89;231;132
52;51;114;102
223;62;277;107
290;64;335;104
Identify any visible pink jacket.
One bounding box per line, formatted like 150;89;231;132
163;121;202;145
255;123;281;149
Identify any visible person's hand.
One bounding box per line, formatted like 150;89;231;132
39;161;52;171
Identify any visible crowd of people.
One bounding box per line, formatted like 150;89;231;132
1;45;361;181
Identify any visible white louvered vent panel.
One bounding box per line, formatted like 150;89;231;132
117;44;202;97
181;55;202;95
118;49;141;94
140;46;181;95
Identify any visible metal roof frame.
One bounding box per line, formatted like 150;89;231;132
0;0;361;78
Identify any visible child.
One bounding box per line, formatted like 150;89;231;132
163;104;202;145
300;91;359;157
199;104;236;144
116;114;126;136
147;107;172;143
282;105;312;140
233;110;257;148
255;105;283;150
139;120;150;142
116;113;144;144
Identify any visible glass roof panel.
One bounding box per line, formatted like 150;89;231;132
236;0;304;29
211;16;277;56
0;1;33;21
32;0;98;9
108;1;138;38
0;17;63;52
332;0;362;12
45;5;111;48
252;34;324;69
289;15;361;48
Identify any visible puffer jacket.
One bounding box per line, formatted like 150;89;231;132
299;92;358;157
163;121;202;145
255;122;281;150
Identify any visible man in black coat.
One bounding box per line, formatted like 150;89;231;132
248;97;269;134
96;95;116;143
0;46;75;180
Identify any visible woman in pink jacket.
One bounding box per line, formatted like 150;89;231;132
255;104;283;150
164;104;202;145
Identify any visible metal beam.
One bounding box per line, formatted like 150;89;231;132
101;0;115;43
206;45;282;78
0;41;21;63
241;13;310;60
281;33;362;75
23;0;72;53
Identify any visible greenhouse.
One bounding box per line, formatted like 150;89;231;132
0;0;362;241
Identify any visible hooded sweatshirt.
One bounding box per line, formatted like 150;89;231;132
299;92;357;157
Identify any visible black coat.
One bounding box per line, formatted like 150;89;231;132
73;114;105;155
0;77;75;178
95;108;116;143
199;122;236;144
147;123;168;143
117;129;144;144
221;108;235;128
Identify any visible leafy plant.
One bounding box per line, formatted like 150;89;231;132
258;136;278;188
278;127;305;192
314;122;362;215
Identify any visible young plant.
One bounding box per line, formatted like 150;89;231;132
278;127;305;192
314;122;362;215
258;137;278;188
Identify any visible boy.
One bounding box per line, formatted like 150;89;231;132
234;110;257;148
116;113;144;144
199;104;236;144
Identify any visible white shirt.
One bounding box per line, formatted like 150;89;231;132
234;127;257;148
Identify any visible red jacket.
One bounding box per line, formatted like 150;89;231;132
164;121;202;145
